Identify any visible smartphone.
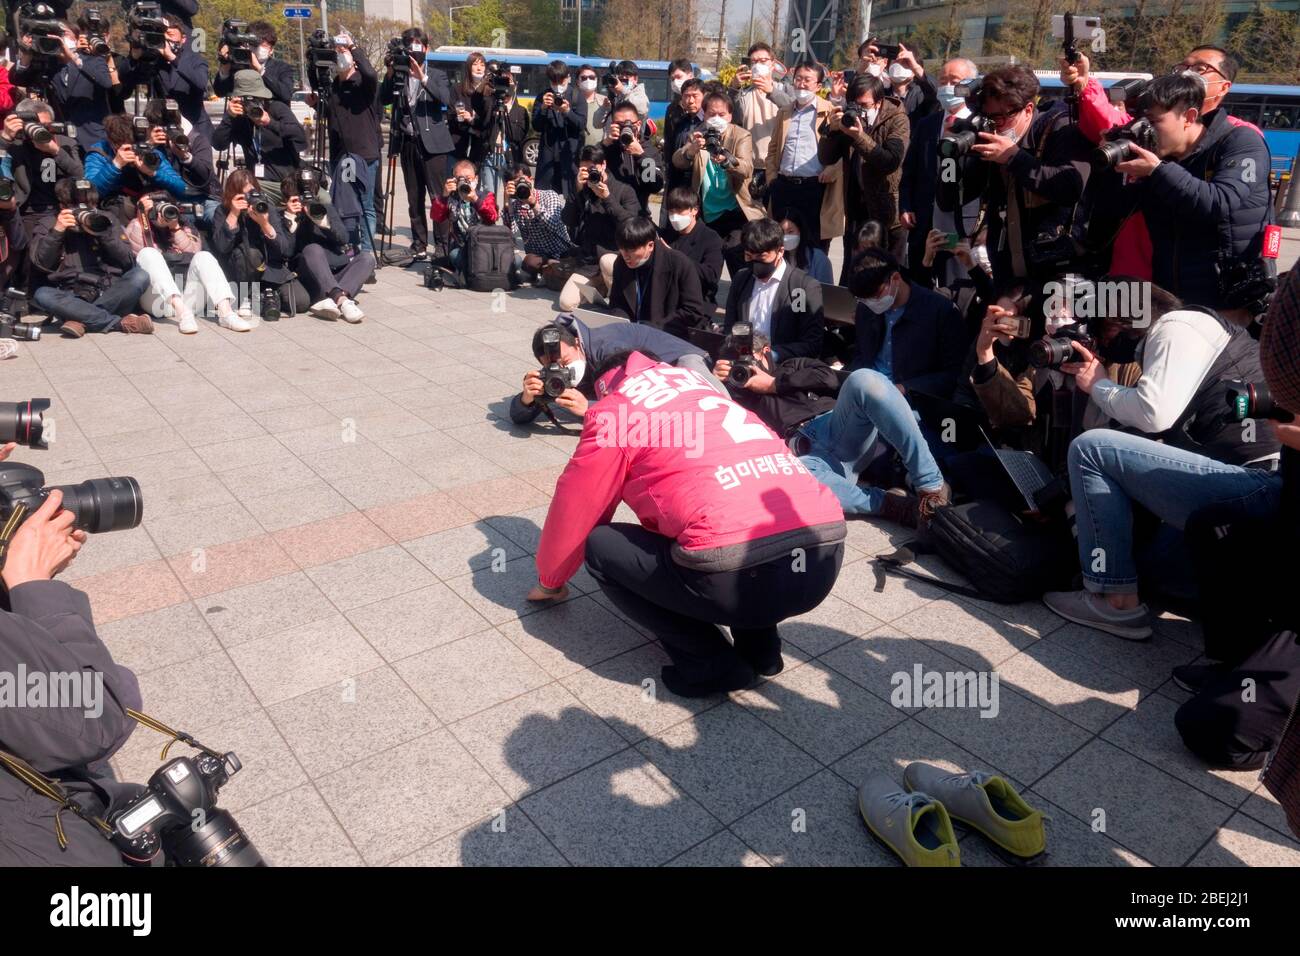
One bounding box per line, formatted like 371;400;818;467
944;232;959;250
1050;14;1101;40
1011;315;1032;339
741;56;750;67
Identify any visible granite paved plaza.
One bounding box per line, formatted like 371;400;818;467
6;244;1298;867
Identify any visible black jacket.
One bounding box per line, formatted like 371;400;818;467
608;243;709;339
560;177;640;259
380;68;455;156
120;46;212;135
852;280;967;398
450;86;490;162
10;54;115;151
212;101;308;188
0;581;144;867
209;204;296;285
729;355;841;439
604;133;665;216
32;219;135;289
533;90;589;186
724;264;826;360
322;50;381;163
900;107;945;267
666;221;724;305
3;136;83;214
213;57;296;103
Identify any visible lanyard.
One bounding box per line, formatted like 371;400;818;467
634;272;647;322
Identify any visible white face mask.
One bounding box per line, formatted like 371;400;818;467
705;115;728;132
865;106;879;126
625;249;652;269
257;44;271;64
668;212;694;231
337;52;353;71
782;233;799;251
579;78;597;93
671;77;685;94
938;84;965;112
866;63;883;77
63;36;78;52
552;82;568;94
565;358;587;384
750;62;771;78
888;63;913;84
863;276;897;313
794;87;816;106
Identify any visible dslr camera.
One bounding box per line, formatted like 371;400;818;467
513;177;532;202
131;115;161;171
611;122;636;148
70;180;114;237
726;322;758;386
385;36;412;81
126;1;168;61
12;101;74;148
1029;324;1096;370
602;61;622;93
485;60;514;101
220;17;258;69
0;398;51;448
287;167;328;221
246;191;271;215
538;328;577;401
1224;380;1294;424
160;99;189;150
702;126;732;166
241;96;269;123
0;291;41;342
1091;116;1158;169
145;192;202;226
80;8;112;56
0;462;143;534
938;115;998;160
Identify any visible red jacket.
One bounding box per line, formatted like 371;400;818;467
0;66;14;117
535;352;844;588
430;191;498;225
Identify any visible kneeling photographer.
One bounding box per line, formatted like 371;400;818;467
282;169;374;324
210;169;303;321
511;313;724;425
31;178;153;338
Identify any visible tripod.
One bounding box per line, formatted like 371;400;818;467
482;92;512;211
377;67;412;267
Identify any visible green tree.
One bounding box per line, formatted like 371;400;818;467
1228;3;1300;82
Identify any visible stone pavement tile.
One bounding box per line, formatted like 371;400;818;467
101;446;211;487
1240;784;1297;841
405;445;510;488
304;543;437;610
733;659;905;765
172;411;266;447
445;475;552;519
98;601;218;676
830;717;1012;795
402;521;526;579
518;749;721;866
393;628;551;723
130;649;259;731
167;533;299;599
958;593;1071;640
451;683;629;800
187;707;309;813
1034;739;1233;867
1189;813;1300;866
496;594;647;678
664;830;771;866
364;491;478;542
297;440;399;485
956;788;1153;867
394;810;569;866
242;479;356;533
272;511;395;569
482;507;550;554
75;558;189;625
345;582;492;662
831;552;945;624
894;597;1039;671
1150;607;1205;649
238;785;364;866
442;555;586;627
269;665;440;779
996;639;1146;734
818;626;973;711
560;643;725;744
193;434;297;473
779;593;881;658
250;403;338;435
372;427;468;466
316;730;509;866
325;460;435;510
88;423;188;459
220;383;315;415
637;702;820;825
515;465;566;496
730;769;899;867
227;613;385;706
60;525;163;583
1100;691;1259;808
215;457;321;498
198;572;337;649
278;421;375;457
145;501;265;556
1040;622;1203;690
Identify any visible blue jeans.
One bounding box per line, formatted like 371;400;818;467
797;368;945;515
1069;429;1282;594
33;268;151;333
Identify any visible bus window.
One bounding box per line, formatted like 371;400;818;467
638;71;669;106
1225;98;1263;126
1263;103;1298;129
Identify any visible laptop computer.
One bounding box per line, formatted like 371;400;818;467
686;326;727;360
820;282;858;326
571;306;627;330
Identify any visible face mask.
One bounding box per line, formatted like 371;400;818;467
552;82;568;94
998;110;1024;142
888;63;913;83
972;244;991;273
63;36;78;52
471;68;484;80
863;277;896;313
705;115;728;132
751;62;771;78
1045;314;1075;336
168;40;184;55
581;78;598;93
565;358;587;384
938;84;965;112
671;77;684;94
794;87;816;106
410;43;424;54
866;63;883;77
668;212;694;231
257;44;271;63
751;259;777;281
865;106;879;125
782;233;799;251
626;250;652;269
337;52;353;71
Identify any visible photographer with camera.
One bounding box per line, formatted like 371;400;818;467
213;20;294;104
430;158;499;279
30;177;152;337
502;166;571;284
511;313;721;425
817;73;910;275
531;60;586;200
211;70;308;207
557;144;639;309
478;65;530;199
379;28;454;262
729;41;793;183
0;97;82;247
141;96;218;221
319;32;380;252
282;170;373;324
449;52;490;162
602;60;650;118
126;191;242;333
528;350;845;697
0;180;28;292
606;215;706;339
84;112;189;202
662;186;724;305
119;13;212;138
210;168;302;320
601;100;663;217
672;91;764;280
9;16;111;152
724;217;825;360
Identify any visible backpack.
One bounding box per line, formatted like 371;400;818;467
874;499;1077;604
463;223;515;292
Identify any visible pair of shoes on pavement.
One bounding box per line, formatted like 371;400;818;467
308;297;364;323
878;482;951;529
859;764;1047;867
1042;589;1153;640
61;314;154;338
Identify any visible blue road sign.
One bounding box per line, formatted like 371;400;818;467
283;7;313;18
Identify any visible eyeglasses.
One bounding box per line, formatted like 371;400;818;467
982;105;1024;122
1172;61;1226;79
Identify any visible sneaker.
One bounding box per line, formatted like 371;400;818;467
857;773;960;867
60;320;86;338
1043;589;1153;640
1172;662;1232;695
309;298;341;321
119;313;154;334
410;247;428;261
177;308;198;334
339;297;364;323
916;481;951;528
218;311;252;332
903;763;1046;862
879;487;919;528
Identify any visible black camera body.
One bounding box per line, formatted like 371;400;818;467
109;751;264;867
306;28;337;81
131;115;160;170
80;8;111;56
456;176;473;197
221;17;258;68
485;60;514;100
0;462;142;534
13;117;73;148
70;179;113;237
259;285;280;321
385;36;411;80
1091;117;1159;169
514;179;532;202
873;41;901;61
1029;325;1096;370
1225;380;1294;424
1217;252;1277;316
937;113;997;160
0;292;40;342
538;328;577;400
424;261;446;291
127;1;168;60
247;191;271;215
18;3;64;60
613;122;636;147
726;322;756;386
702;126;732;166
147;194;202;225
603;61;621;92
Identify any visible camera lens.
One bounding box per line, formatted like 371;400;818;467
515;182;531;201
50;476;143;534
728;362;754;386
0;399;51;448
166;809;265;867
76;209;113;236
1028;337;1076;369
1090;139;1133;170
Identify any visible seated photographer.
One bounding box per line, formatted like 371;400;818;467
211;70;308;206
715;331;949;526
119;14;212;138
127;192;243;334
510;312;723;424
661;186;724;305
528;350;846;697
502;166;572;284
0;98;83;247
31;178;153;337
849;248;966;398
779;209;833;285
282;174;374;325
558;145;639;310
606;215;707;339
532;60;587;199
210;169;304;318
723;218;825;360
673;92;765;279
915;227;993;343
213;20;295;104
10;17;112;152
0;474;145;867
430;159;498;276
601;100;664;217
84;113;189;203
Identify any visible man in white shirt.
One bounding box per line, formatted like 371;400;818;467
766;62;839;248
723;218;826;360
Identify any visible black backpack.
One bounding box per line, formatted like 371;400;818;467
874;499;1077;604
463;224;515;292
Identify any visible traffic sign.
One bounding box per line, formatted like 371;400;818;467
283;7;313;18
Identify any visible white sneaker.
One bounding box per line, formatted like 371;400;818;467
177;309;198;334
309;298;341;321
218;311;253;332
339;297;364;323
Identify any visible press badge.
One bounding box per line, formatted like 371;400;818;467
254;163;266;179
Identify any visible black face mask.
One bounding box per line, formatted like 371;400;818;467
750;259;777;281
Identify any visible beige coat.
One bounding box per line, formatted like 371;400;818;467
671;123;765;221
765;97;846;241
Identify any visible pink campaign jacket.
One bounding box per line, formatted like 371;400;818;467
535;352;845;588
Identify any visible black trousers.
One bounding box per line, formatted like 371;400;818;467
769;176;825;246
1176;629;1300;770
584;522;844;683
400;136;451;253
705;206;752;281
